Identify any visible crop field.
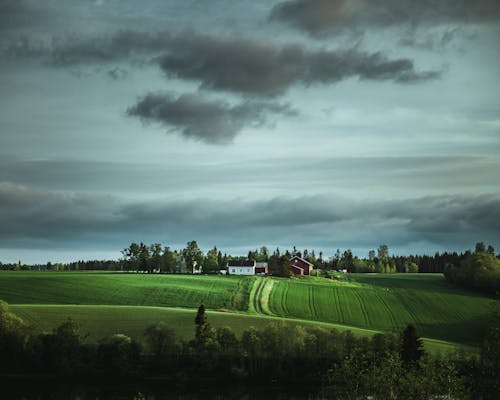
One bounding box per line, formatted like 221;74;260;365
1;271;496;352
263;274;496;345
0;272;251;310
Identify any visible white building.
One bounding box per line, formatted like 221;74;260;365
227;260;255;275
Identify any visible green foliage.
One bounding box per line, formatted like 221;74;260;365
0;300;31;372
216;326;239;354
268;254;291;277
97;333;142;376
194;304;217;348
203;246;220;273
477;323;500;399
444;252;500;294
144;322;177;357
0;298;489;396
182;240;204;273
38;318;86;373
400;324;424;367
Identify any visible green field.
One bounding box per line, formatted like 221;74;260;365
1;271;496;353
0;272;250;310
264;274;495;345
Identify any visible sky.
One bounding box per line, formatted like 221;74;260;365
1;0;499;263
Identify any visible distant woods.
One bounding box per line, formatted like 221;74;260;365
1;241;498;279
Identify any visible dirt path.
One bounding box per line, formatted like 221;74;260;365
248;277;274;316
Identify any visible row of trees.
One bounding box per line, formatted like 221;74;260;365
1;299;498;398
2;241;497;275
119;241;497;276
0;259;122;271
119;241;294;276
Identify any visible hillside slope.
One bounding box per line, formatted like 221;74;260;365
1;271;496;349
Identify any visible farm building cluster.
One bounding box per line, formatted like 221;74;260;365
226;253;314;276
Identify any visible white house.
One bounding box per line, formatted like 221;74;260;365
227;260;255;275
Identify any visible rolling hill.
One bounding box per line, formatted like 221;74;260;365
1;271;496;353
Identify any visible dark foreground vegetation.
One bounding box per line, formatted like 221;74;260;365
1;300;499;399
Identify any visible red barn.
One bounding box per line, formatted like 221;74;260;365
290;253;314;276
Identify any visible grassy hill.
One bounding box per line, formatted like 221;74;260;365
0;272;251;310
0;271;496;353
263;274;495;345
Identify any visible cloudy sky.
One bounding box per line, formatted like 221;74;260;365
1;0;499;263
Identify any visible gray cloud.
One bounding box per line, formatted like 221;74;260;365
0;0;46;31
398;27;463;51
126;92;295;143
8;30;440;96
48;30;167;66
155;34;440;95
270;0;500;37
107;66;128;80
1;182;499;255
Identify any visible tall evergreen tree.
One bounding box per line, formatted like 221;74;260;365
400;324;424;367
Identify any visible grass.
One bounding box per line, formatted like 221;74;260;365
1;271;496;353
9;304;473;354
0;271;249;311
265;274;496;345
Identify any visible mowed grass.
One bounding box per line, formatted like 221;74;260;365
266;274;497;345
0;271;251;311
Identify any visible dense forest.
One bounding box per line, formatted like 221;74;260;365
0;300;498;399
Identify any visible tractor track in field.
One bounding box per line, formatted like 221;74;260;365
352;289;371;327
280;283;290;315
249;277;275;316
308;285;319;319
373;290;399;330
332;287;345;323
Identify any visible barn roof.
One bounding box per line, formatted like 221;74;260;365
290;255;314;266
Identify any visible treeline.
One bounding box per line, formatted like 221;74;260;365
0;259;121;271
117;241;498;275
1;241;497;275
1;300;498;399
444;242;500;294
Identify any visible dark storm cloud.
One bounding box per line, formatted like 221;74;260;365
0;182;120;246
48;30;167;65
126;92;295;143
270;0;500;37
1;182;499;252
154;33;440;95
7;30;439;95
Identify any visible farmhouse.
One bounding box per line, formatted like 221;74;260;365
290;253;314;276
227;260;255;275
227;260;269;275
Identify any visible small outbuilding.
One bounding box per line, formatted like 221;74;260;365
255;262;269;275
